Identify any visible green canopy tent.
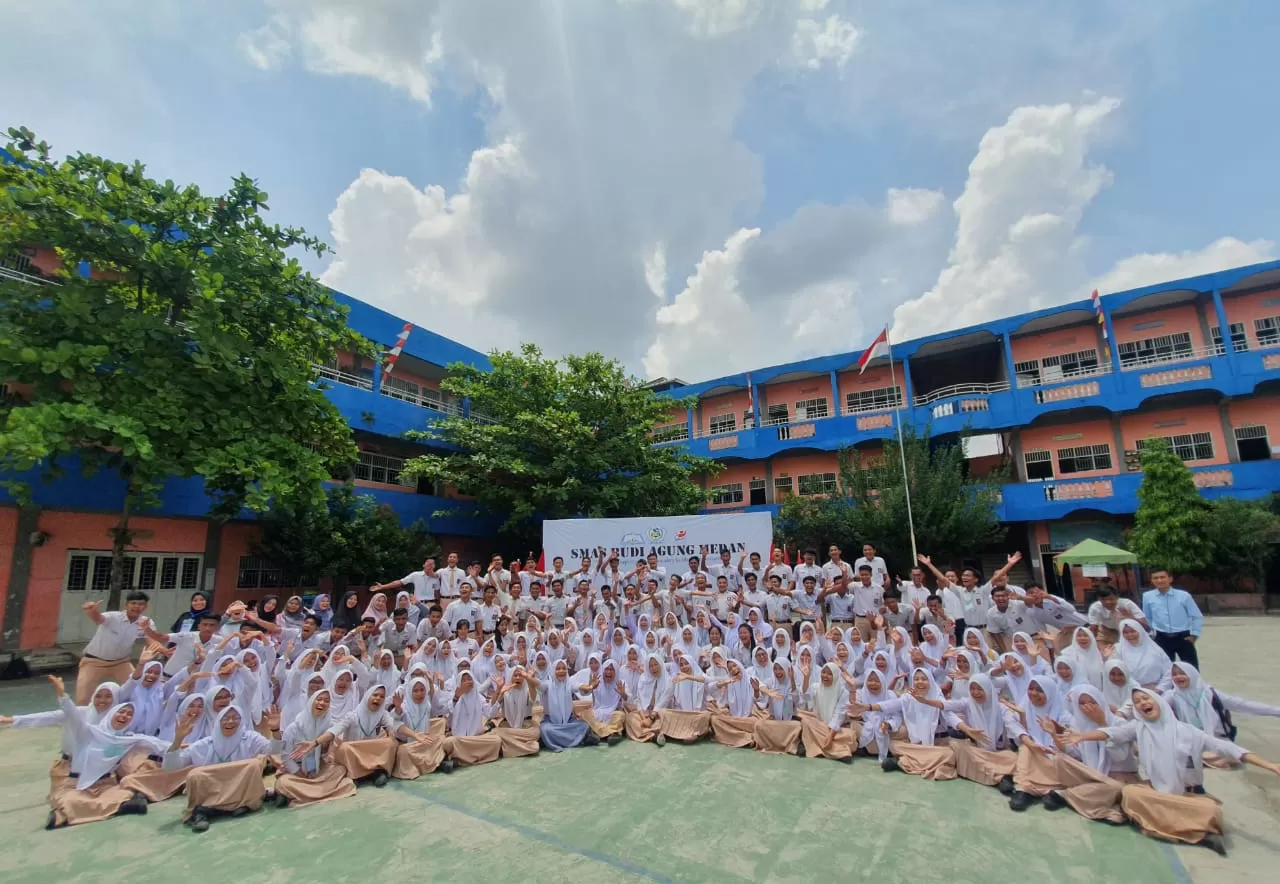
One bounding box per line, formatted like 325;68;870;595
1053;538;1137;574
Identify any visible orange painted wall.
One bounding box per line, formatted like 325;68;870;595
1111;303;1206;350
1120;404;1228;465
770;452;840;481
1223;288;1280;345
836;366;900;408
215;522;261;610
699;390;752;434
706;463;769;509
1227;395;1280;439
759;377;835;416
0;507;17;634
1018;418;1116;477
1010;323;1103;365
385;368;441;392
21;513;207;648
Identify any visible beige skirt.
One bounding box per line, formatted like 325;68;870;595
497;722;542;757
392;737;447;779
950;741;1016;786
1121;783;1223;844
115;745;161;778
445;733;503;765
1012;745;1063;796
624;710;662;743
657;709;710;742
334;738;398;779
985;632;1012;655
119;763;191;802
581;709;626;738
75;656;135;705
754;719;802;755
49;756;72;801
274;763;357;807
429;717;448;738
709;713;756;748
183;757;267;821
1054;754;1126;823
50;774;135;826
890;740;958;780
797;712;852;759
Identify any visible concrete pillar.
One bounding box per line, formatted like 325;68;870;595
1193;299;1212;352
371;359;384;393
1110;414;1126;463
202;519;223;601
1210;288;1232;352
1009;428;1026;482
764;459;775;504
1218;400;1240;462
750;382;762;428
828;370;839;416
1001;331;1017;386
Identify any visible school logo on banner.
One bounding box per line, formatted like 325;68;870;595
648;527;665;541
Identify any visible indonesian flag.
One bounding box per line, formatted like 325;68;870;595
857;326;889;374
383;322;414;376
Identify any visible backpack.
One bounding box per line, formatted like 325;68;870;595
1209;689;1237;741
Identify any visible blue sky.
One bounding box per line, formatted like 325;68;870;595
3;0;1277;381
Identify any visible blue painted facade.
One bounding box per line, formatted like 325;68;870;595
654;259;1280;524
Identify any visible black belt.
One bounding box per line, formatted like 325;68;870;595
1156;630;1192;639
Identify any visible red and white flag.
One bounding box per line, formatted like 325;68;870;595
857;326;889;374
383;322;414;376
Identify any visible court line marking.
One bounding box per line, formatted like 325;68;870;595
1160;842;1194;884
389;782;675;883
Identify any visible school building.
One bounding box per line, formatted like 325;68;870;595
652;260;1280;603
0;248;498;651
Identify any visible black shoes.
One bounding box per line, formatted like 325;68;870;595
996;775;1015;795
582;732;601;747
373;772;389;788
117;793;149;816
796;743;807;758
606;734;623;746
275;792;290;808
189;809;211;833
837;755;853;764
655;734;667;747
1198;833;1227;857
881;757;900;773
438;759;458;773
1008;790;1034;812
1042;790;1067;811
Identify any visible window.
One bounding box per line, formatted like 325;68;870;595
1234;425;1272;462
1014;360;1041;388
63;551;202;593
1056;443;1112;474
798;472;838;496
708;413;737;435
795;398;829;420
765;404;790;425
1024;449;1053;481
1117;332;1193;368
381;374;421;403
749;478;766;506
1041;349;1100;381
1137;432;1215;462
1256;316;1280;347
845;386;903;414
742;409;755;429
773;476;793;498
652;423;689;443
235;555;302;589
354;450;411;486
1210;323;1248;355
710;483;744;505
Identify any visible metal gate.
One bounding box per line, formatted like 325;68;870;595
57;549;204;643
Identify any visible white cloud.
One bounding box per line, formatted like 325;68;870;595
1092;237;1275;295
791;14;859;70
887;187;944;226
670;0;764;37
643;243;668;300
238;21;292;70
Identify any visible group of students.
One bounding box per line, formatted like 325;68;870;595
3;544;1279;857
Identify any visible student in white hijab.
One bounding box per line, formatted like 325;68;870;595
443;670;503;765
708;658;758;749
390;676;453;778
537;659;599;751
275;688;357;808
119;659;170;736
850;668;901;762
625;653;673;744
326;669;361;721
1065;688;1280;854
1058;626;1104;688
1102;659;1139;718
492;665;541;758
990;652;1032;704
1168;661;1280;739
1004;676;1071;811
1;679;123;792
752;659;801;756
1113;618;1173;690
878;668;958;780
797;661;852;762
942;673;1017;793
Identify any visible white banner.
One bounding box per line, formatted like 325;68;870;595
542;513;774;577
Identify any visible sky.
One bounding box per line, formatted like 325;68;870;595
3;0;1279;383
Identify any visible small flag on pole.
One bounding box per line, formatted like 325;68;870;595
857;327;889;375
746;371;755;425
1091;289;1107;340
383;322;414;376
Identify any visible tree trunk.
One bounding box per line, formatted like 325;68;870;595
106;490;134;612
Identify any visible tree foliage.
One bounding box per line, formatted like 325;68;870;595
1127;439;1213;574
777;425;1007;573
0;127;369;608
403;344;720;533
255;484;441;589
1193;496;1280;588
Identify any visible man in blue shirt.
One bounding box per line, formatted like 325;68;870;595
1141;567;1204;670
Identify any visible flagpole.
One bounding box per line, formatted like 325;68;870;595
885;332;918;564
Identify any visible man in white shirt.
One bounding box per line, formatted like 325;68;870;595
984;585;1032;654
1087;586;1148;646
763;548;795;593
415;605;451;644
482;554;512;595
544;579;571;628
853;542;890;589
739;571;769;611
897;567;932;609
819;575;858;632
738;550;765;589
764;574;794;630
76;593;168;704
706;548;741;593
1023;583;1089;651
379;608;417;657
845;564;883;640
477;585;505;636
792;549;824;594
790;575;822;638
163;614;221;677
822;545;854;588
680;554;707;589
370;556;442;604
444;584;482;635
436;552;466;601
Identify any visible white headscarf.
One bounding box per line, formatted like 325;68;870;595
284;688;333;775
327;669;360;720
501;669;533;726
810;662;847;726
995;652;1032;703
593;660;624;716
672;658;707;711
126;661;167;736
750;645;774;685
191;706;256;766
1019;677;1067;748
351;685;389;739
962;673;1005;750
1066;684;1116;775
962;627;992;664
397;677;435;733
1131;688;1207;794
543;662;576;725
372;649;402;692
74;703;168;790
1113;618;1172;687
1102;659;1139;713
160;692;208;745
721;661;756;717
636;654;672;714
1168;662;1219;735
447;671;487;737
901;667;944;745
1059;626;1104;687
771;628;791;661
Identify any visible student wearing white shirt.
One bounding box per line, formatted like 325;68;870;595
737;550;765;588
482;554;512;595
1023;583;1089;651
740;571;769;611
844;565;883;641
370;556;443;604
379;608;418;656
444;585;483;635
163;614;222;677
764;549;795;593
984;585;1032;654
706;549;741;593
792;550;824;594
679;554;707;589
822;545;854;588
75;594;168;704
477;585;505;637
764;574;794;629
436;553;466;600
1087;586;1148;646
897;568;933;609
853;542;890;589
544;579;571;627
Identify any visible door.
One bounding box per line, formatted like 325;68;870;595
58;550;205;643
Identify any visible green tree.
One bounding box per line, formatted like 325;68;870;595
777;425;1007;573
1127;438;1212;574
403;344;720;534
0;127;369;609
255;484;441;591
1194;497;1280;589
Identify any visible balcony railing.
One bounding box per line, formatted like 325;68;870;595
379;384;465;416
1118;343;1220;372
913;381;1010;407
1015;363;1112;389
314;364;374;391
843;400;903;416
0;265;58;286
